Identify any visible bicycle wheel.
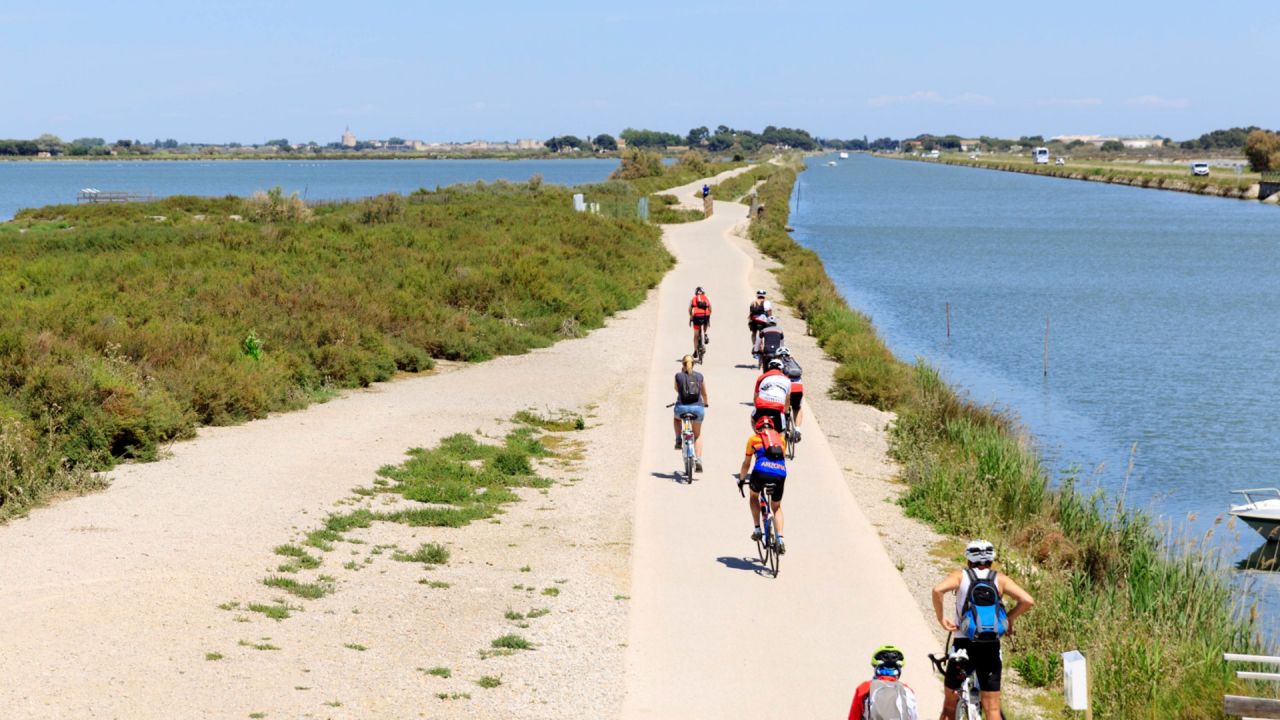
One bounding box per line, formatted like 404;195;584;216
757;511;771;566
962;682;983;719
768;534;780;577
683;448;695;482
785;412;796;459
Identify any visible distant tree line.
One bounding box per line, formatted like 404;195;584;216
1179;127;1261;150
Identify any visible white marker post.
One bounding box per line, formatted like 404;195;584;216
1062;650;1092;719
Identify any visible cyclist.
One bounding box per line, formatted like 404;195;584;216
752;357;791;436
672;354;709;471
701;183;711;199
737;416;787;553
777;346;803;441
689;286;712;355
931;539;1035;720
747;290;773;352
849;645;919;720
754;315;784;365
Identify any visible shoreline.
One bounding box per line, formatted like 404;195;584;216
747;159;1269;718
879;152;1279;204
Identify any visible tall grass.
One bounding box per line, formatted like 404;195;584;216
0;180;671;517
749;161;1270;718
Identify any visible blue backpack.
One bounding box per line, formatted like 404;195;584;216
959;569;1009;643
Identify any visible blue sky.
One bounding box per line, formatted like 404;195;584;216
2;0;1275;144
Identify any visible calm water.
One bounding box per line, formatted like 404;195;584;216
792;154;1280;614
0;158;619;221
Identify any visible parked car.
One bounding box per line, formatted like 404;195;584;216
1055;157;1066;165
1191;162;1211;176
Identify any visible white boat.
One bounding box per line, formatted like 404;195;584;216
1230;488;1280;542
826;160;837;166
839;152;849;159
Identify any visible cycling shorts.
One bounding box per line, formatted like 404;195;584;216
751;407;785;432
749;470;786;501
944;638;1002;692
789;391;803;413
691;315;710;327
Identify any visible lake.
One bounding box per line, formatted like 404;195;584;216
0;158;620;221
792;153;1280;616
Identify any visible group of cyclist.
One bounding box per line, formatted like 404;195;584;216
675;285;1035;720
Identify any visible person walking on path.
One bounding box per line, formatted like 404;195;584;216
672;355;709;471
931;540;1035;720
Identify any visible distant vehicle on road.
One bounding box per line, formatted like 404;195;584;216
1033;147;1050;165
1055;157;1066;166
1191;162;1211;176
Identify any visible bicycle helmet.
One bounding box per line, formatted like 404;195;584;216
756;289;767;297
776;346;791;357
753;415;774;431
695;286;704;294
767;358;784;370
766;315;778;326
965;539;996;565
871;644;905;674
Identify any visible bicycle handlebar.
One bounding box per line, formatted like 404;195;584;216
736;476;746;498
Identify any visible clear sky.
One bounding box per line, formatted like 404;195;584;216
2;0;1275;144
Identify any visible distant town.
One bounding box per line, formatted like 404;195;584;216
0;125;1270;160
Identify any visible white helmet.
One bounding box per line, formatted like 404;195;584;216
756;289;767;297
766;315;778;326
776;346;791;357
965;539;996;565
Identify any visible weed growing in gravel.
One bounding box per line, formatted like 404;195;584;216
205;652;223;661
238;639;279;651
343;643;367;652
424;666;451;678
217;601;240;611
273;544;320;569
477;675;503;689
512;409;585;432
419;579;450;589
394;542;450;565
526;608;550;619
504;610;524;621
541;587;559;597
491;634;532;651
261;576;333;599
247;602;295;620
436;692;471;700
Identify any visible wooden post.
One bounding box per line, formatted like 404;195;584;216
1043;315;1050;377
946;302;951;337
1084;662;1093;720
1224;695;1280;718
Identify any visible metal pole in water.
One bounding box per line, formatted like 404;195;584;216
946;302;951;337
1039;316;1049;379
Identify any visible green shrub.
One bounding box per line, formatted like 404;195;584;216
0;182;671;517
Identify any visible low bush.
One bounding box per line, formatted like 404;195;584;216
1;180;670;517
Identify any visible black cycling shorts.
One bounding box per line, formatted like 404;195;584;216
749;471;786;502
789;391;803;413
748;318;767;332
944;638;1002;692
751;407;785;433
691;315;710;327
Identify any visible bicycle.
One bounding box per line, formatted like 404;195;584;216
667;403;698;483
737;476;780;577
693;325;707;365
929;635;1001;720
784;406;798;460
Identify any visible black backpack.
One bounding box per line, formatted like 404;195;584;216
781;355;802;380
694;296;709;310
678;372;702;404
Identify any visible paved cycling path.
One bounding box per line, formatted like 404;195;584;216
621;187;943;717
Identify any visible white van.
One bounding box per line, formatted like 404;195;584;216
1033;147;1050;165
1191;162;1210;176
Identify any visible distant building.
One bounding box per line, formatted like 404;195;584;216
341;127;357;148
959;139;982;151
1120;137;1162;149
515;138;541;150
